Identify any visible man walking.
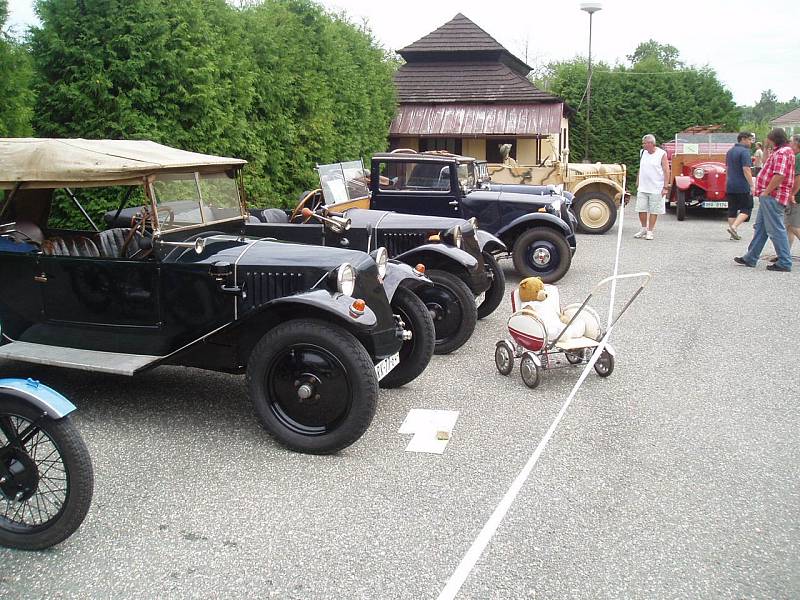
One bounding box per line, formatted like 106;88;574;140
734;128;795;272
634;134;670;240
725;132;755;240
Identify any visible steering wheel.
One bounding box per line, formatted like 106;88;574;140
121;206;154;259
156;207;175;228
289;189;324;224
0;221;17;235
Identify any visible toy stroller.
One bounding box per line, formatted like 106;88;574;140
495;272;652;388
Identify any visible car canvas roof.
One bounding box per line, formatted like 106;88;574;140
372;151;477;164
0;138;247;190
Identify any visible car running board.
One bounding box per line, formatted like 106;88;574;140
0;341;162;376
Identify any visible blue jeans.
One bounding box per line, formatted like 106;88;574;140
742;195;792;270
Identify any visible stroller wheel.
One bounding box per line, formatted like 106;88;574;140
495;342;514;376
520;354;542;389
565;350;584;365
594;349;615;377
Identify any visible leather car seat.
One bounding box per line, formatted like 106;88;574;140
42;236;100;258
97;228;145;258
259;208;290;223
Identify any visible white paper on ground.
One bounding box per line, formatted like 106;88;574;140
399;409;459;454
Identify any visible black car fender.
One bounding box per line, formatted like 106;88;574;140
475;229;507;254
496;213;572;244
267;289;378;331
383;260;432;301
0;378;77;419
394;243;478;270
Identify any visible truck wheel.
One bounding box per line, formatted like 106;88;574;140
416;269;477;355
676;190;687;221
574;190;617;234
511;228;572;283
381;286;435;389
477;252;506;319
247;319;378;454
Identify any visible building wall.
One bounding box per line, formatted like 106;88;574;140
393;137;419;151
462;138;486;160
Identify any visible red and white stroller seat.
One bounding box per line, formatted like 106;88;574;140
507;283;602;352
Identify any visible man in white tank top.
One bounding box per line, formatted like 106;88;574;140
634;134;671;240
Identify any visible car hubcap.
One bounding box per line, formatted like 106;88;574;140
419;286;463;344
580;199;611;229
267;345;351;435
0;450;39;503
532;247;551;266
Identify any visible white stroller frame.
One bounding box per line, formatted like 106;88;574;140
495;272;652;388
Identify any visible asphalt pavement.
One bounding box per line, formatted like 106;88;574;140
2;205;798;599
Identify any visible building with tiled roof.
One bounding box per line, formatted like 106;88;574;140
770;107;800;136
389;13;570;164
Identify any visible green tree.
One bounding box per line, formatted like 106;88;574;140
626;39;684;71
0;0;35;135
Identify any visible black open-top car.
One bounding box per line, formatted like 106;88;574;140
370;151;577;283
243;161;507;354
0;138;431;454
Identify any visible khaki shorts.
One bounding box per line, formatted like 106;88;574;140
636;191;666;215
786;201;800;228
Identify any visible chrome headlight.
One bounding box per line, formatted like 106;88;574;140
373;247;388;279
336;263;356;296
450;225;463;248
468;217;478;231
693;167;705;179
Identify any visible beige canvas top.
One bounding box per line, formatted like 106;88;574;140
0;138;247;189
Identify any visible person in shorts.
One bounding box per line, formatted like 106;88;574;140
752;142;764;177
724;132;755;240
634;134;670;240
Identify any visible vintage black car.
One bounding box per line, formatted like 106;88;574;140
369;151;577;283
243;161;507;355
0;139;432;455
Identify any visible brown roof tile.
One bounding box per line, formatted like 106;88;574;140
770;107;800;125
394;62;561;104
398;13;506;55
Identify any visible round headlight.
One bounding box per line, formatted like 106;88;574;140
452;225;463;248
336;263;356;297
374;247;388;279
693;167;705;179
468;217;478;230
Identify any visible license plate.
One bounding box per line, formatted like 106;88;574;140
475;291;486;307
702;201;727;208
374;352;400;381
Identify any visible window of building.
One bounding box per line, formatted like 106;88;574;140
419;138;462;155
485;138;517;163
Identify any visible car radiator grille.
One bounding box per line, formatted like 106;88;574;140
239;271;305;312
380;232;428;256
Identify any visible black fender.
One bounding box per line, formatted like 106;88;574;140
394;243;478;270
475;229;507;254
0;378;77;419
496;212;572;242
383;260;432;301
267;289;377;331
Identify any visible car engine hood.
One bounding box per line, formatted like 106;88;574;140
344;208;466;231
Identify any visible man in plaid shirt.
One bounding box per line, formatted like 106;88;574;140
735;128;795;271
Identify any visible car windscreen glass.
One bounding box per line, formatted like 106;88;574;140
318;161;369;205
152;172;241;230
379;161;451;193
457;163;475;190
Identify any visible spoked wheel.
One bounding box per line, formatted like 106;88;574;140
0;397;93;550
416;270;477;355
381;287;435;389
247;319;378;454
512;227;572;283
520;354;542;389
494;342;515;376
593;349;615;377
477;252;506;319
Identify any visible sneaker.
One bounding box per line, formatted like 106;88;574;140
734;256;755;267
645;230;654;240
633;229;647;239
768;256;779;263
766;263;791;272
727;226;741;240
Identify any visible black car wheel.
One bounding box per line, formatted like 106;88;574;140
477;252;506;320
416;269;477;355
381;286;435;389
247;319;378;454
574;190;617;234
676;190;687;221
0;397;94;550
511;227;572;283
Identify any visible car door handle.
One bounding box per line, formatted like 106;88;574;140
448;200;459;206
34;273;48;283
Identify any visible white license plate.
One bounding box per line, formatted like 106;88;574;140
475;291;486;307
702;201;728;208
375;352;400;381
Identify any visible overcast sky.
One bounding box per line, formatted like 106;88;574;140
6;0;798;106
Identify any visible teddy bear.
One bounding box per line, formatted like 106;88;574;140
517;277;586;340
